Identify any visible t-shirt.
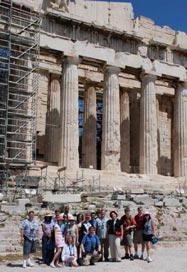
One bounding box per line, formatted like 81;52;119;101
134;214;144;230
21;219;39;241
120;215;136;235
81;234;100;253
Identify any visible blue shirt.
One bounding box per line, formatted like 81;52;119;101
96;217;107;239
81;234;100;253
21;219;39;241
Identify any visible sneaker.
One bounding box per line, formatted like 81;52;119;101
50;262;56;268
147;256;152;263
122;254;129;260
27;262;34;267
134;254;139;259
130;255;134;261
140;254;144;260
56;263;62;267
23;263;27;268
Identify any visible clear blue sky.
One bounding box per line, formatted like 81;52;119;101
131;0;187;32
98;0;187;32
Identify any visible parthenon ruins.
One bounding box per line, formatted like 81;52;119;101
0;0;187;181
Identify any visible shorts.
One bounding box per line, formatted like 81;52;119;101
121;234;132;247
143;234;153;242
23;237;37;255
133;230;143;244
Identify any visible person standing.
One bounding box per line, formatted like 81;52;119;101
50;215;65;268
64;215;79;246
95;209;109;261
107;211;122;262
120;207;136;261
143;211;155;263
133;206;145;259
41;213;54;265
20;210;40;268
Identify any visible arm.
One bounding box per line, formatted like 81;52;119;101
130;217;136;230
42;224;51;238
75;225;79;245
151;220;155;234
120;224;123;240
80;235;86;255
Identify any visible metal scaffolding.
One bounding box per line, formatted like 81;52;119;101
0;0;40;169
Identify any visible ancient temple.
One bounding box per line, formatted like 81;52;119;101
1;0;187;178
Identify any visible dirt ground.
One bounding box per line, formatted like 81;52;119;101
0;242;187;272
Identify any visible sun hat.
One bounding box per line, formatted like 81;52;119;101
45;212;53;217
144;211;150;215
68;215;75;221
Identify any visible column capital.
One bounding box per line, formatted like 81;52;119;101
177;81;187;90
63;55;80;65
141;72;157;83
104;65;121;75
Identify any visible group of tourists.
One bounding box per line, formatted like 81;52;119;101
20;205;156;268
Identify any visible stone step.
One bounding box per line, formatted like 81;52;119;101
0;244;22;253
0;232;20;239
0;239;20;246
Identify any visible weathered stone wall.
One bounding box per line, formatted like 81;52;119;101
157;96;173;176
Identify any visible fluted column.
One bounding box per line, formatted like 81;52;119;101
45;75;60;163
139;73;158;174
82;85;97;169
174;82;187;177
101;66;121;171
59;56;79;170
120;90;130;173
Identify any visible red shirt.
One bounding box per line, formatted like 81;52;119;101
134;214;144;230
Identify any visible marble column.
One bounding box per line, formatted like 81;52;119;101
139;73;158;174
174;82;187;177
101;66;121;171
59;56;79;170
82;85;97;169
45;74;60;163
120;90;130;173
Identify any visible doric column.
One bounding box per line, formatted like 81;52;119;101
45;74;60;163
82;85;97;169
139;73;158;174
174;82;187;177
101;66;121;171
120;90;130;173
59;56;79;170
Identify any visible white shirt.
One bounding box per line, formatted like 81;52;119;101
61;243;77;262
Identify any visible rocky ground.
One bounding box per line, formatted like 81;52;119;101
0;242;187;272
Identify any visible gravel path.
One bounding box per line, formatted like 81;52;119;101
0;243;187;272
